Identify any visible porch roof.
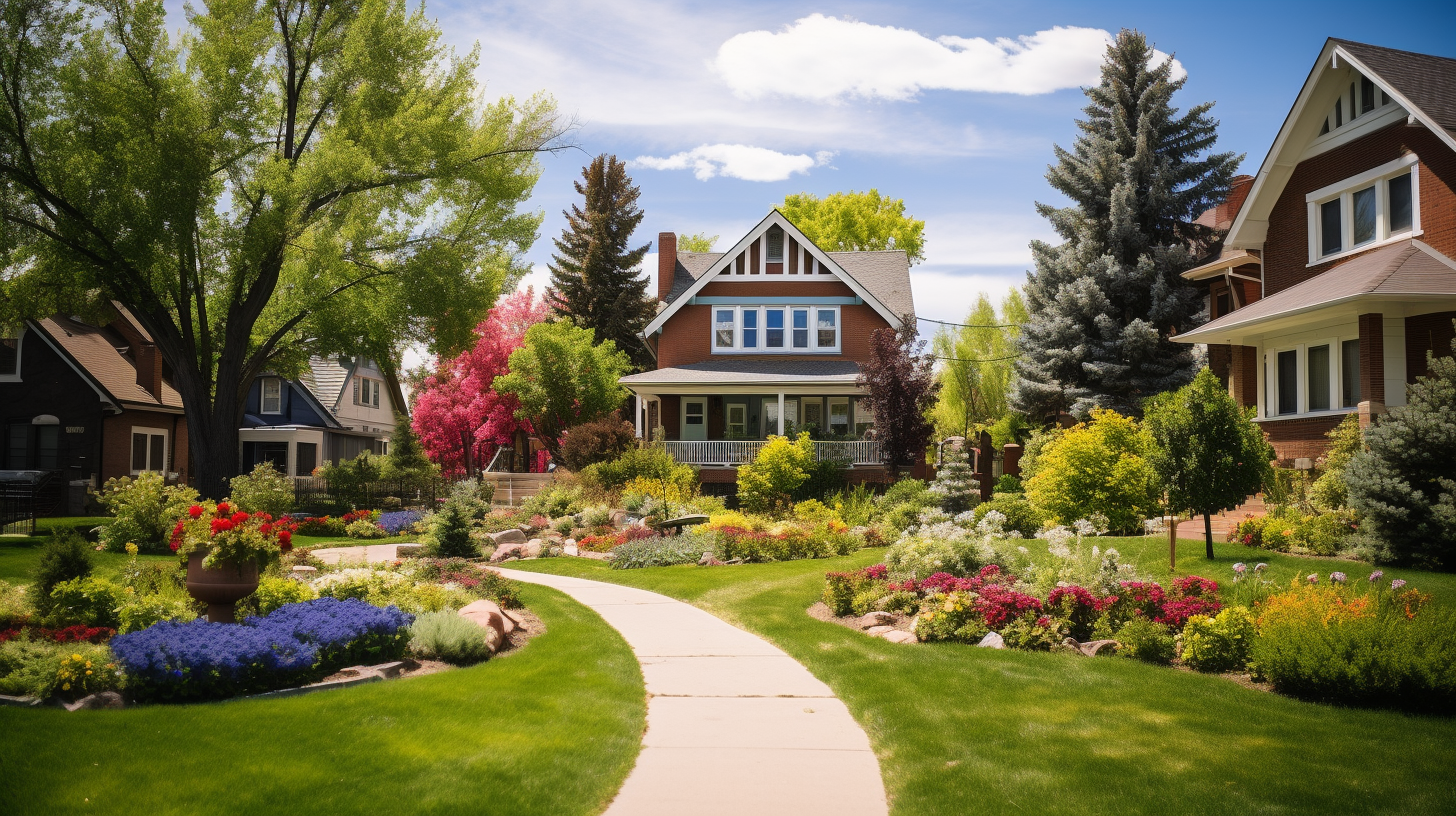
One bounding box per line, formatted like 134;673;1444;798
1175;240;1456;344
620;359;862;391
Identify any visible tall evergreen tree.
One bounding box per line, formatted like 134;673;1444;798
1013;30;1240;419
548;155;655;368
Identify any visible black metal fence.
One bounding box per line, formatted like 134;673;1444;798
0;471;62;535
292;476;447;517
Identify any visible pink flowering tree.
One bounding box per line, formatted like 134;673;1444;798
412;289;549;476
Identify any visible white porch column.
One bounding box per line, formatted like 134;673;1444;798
634;393;643;439
777;391;785;437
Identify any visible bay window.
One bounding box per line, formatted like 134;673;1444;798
1265;336;1362;418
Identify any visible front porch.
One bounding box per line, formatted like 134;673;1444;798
662;438;882;467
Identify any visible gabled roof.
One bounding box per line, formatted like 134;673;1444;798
1175;240;1456;343
1225;39;1456;250
33;315;183;412
645;210;913;337
299;356;351;409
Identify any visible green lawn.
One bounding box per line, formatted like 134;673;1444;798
0;582;646;816
507;542;1456;816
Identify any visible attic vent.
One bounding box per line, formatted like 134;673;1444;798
766;228;784;262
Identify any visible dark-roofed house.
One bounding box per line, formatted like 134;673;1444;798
1176;38;1456;464
0;309;188;488
622;210;913;484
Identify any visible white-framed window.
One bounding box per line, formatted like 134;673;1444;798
854;400;875;437
709;306;840;354
261;378;282;414
828;398;849;436
763;398;798;436
354;377;382;408
1306;154;1419;265
1263;336;1361;419
684;400;705;428
130;428;167;474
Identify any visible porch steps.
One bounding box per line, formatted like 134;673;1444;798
482;473;554;506
1194;494;1268;540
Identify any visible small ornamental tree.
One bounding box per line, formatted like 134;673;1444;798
1346;333;1456;569
929;443;978;516
857;323;940;473
560;417;637;472
412;290;550;476
737;433;816;515
1024;409;1159;534
1144;367;1274;557
493;320;632;465
426;488;480;559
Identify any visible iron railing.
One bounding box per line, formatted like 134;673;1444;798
0;470;62;535
292;476;446;516
661;440;882;467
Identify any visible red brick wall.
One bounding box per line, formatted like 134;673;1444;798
655;279;893;368
1263;124;1456;296
1231;346;1259;408
101;412;188;484
659;395;680;441
1406;310;1456;381
1262;414;1345;464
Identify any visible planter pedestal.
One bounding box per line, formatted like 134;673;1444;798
186;553;259;623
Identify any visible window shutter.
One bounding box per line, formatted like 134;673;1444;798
353;379;360;405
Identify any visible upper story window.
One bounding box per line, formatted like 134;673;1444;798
1306;154;1418;265
766;228;784;262
711;305;840;354
354;377;382;408
261;378;283;414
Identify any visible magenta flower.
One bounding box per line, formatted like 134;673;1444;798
1233;562;1247;575
1331;572;1347;584
1307;574;1319;584
1368;570;1384;582
1391;579;1408;591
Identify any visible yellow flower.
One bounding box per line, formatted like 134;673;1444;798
62;683;71;691
125;542;139;556
85;670;93;675
72;654;82;661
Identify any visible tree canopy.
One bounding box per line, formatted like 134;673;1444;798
779;190;926;264
0;0;563;495
933;290;1027;439
677;233;717;252
492;319;631;465
1013;30;1239;420
857;323;939;471
548;154;655;370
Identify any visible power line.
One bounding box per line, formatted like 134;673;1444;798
931;353;1020;364
916;316;1021;330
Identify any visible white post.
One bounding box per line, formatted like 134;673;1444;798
634;393;643;438
777;392;785;437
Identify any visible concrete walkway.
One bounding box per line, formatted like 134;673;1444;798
310;543;412;565
496;568;889;816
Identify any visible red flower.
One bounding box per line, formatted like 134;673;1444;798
233;511;250;524
1036;616;1051;628
188;505;203;518
278;530;292;547
169;539;180;552
259;523;273;535
216;502;231;515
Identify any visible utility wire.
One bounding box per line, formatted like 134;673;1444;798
917;315;1021;330
930;353;1020;364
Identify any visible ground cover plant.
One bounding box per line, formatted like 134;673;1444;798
0;582;645;816
506;548;1456;816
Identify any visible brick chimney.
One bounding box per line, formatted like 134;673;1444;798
135;343;163;400
658;232;676;302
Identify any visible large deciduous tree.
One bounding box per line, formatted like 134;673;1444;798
492;320;631;465
779;189;926;264
0;0;564;496
1013;30;1239;420
1143;367;1273;557
548;154;655;369
857;323;939;473
933;289;1028;439
411;289;548;478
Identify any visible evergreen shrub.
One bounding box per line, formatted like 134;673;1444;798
409;611;494;664
26;529;94;618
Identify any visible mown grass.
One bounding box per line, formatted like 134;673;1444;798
507;543;1456;816
0;582;646;816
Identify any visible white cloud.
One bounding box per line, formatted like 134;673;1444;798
909;269;1028;324
921;213;1057;268
633;145;834;182
714;15;1185;102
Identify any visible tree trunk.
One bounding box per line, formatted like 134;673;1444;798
1204;512;1215;559
172;363;245;500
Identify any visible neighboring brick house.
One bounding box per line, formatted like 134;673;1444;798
238;356;403;476
1177;39;1456;464
0;309;188;486
621;210;914;484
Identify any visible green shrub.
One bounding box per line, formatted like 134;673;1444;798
560;417;637;472
520;482;585;519
913;592;987;643
579;445;696;493
46;577;122;628
346;518;388;539
0;581;30;628
999;613;1065;651
972;493;1047;538
993;474;1023;493
928;444;978;515
850;587;890;617
880;590;920;614
1024;409;1158;533
793;456;847;504
1017;427;1062;480
885;528;991;580
1114;618;1175;665
239;576;318;618
0;640;119;699
408;611;494;664
876;479;939;533
580;505;613;528
831;483;877;527
424;493;480;559
609;534;709;570
97;471;200;553
1180;607;1257;673
26;530;94;618
1310;414;1362;510
823;572;859;616
737;433;816;514
117;591;198;633
228;461;295;517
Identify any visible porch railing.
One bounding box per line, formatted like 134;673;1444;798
662;440;882;467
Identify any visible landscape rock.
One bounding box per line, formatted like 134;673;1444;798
881;630;918;644
857;611;895;629
864;626;896;636
489;542;524;562
524;539;544;558
977;632;1006;649
63;691;125;711
698;552;715;566
490;529;527;546
1077;639;1119;657
0;694;42;708
1062;637;1081;651
394;544;423;557
460;599;516;638
291;565;318;575
563;543;579;556
724;558;745;565
372;661;407;679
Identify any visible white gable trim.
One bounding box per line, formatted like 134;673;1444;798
643;210;902;337
1226;40;1456;250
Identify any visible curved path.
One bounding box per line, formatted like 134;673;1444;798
497;568;888;816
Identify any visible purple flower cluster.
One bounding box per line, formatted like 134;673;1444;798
111;598;414;702
378;510;426;535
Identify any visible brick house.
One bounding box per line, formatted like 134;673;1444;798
1177;39;1456;464
621;211;914;484
0;308;188;487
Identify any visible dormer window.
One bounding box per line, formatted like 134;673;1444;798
261;378;283;414
1306;154;1419;264
354;377;382;408
766;228;784;262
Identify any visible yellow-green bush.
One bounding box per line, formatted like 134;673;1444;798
1024;409;1158;533
737;433;815;514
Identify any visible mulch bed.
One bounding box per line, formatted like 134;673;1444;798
806;602;916;637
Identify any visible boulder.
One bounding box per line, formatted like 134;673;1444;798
63;691;125;711
609;509;629;528
563;543;580;557
491;529;527;546
1078;639;1119;657
524;539;544;558
882;630;918;644
489;542;524;563
371;661;407;679
698;552;715;566
857;611;895;629
977;632;1006;649
864;626;895;636
459;599;514;646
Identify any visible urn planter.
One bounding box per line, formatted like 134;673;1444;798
186;552;259;623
